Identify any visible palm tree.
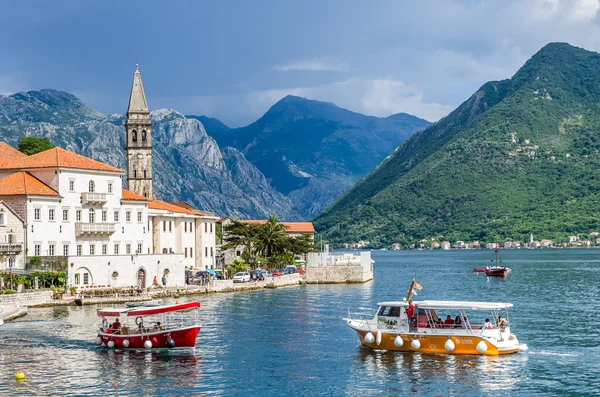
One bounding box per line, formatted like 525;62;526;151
256;216;289;260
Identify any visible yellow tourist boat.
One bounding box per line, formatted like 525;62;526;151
344;281;522;355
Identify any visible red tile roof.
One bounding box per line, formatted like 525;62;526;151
0;143;27;160
0;147;122;173
0;172;60;196
239;220;315;233
121;189;149;202
149;200;202;216
170;202;212;216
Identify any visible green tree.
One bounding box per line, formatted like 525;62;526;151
256;215;288;259
288;233;317;256
18;136;55;155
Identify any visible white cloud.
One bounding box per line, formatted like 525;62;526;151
271;58;351;72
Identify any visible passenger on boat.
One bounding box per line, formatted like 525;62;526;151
112;318;121;334
436;318;443;328
454;315;462;328
461;316;470;329
444;315;455;328
497;316;508;330
153;322;163;331
482;318;493;330
407;300;415;325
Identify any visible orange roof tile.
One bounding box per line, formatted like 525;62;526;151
0;147;122;173
149;200;201;216
171;201;212;216
0;143;27;160
0;172;60;197
239;220;315;233
121;188;149;202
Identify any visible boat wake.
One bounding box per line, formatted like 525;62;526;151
518;343;528;352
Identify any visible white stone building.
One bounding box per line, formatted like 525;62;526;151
0;199;26;270
0;65;218;287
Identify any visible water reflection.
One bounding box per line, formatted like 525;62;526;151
354;346;528;395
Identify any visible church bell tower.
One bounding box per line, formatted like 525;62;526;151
125;64;153;199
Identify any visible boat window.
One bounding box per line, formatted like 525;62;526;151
389;306;401;317
377;306;388;316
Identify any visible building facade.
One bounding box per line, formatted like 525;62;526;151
0;65;218;287
0;200;26;270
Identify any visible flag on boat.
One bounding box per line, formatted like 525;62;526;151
414;281;423;290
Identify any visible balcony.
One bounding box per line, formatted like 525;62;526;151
0;243;22;254
75;222;115;236
81;192;107;204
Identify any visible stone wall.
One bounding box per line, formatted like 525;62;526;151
265;273;300;288
0;291;53;307
304;265;373;284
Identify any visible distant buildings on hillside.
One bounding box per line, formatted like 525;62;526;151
343;231;600;250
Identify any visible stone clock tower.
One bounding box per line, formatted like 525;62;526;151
125;64;153;198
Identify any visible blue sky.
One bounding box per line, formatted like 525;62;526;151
1;0;600;126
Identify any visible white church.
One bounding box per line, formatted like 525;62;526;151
0;65;218;288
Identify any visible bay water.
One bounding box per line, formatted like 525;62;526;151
1;249;598;396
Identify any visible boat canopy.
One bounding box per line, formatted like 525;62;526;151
377;301;409;307
97;302;200;318
97;308;129;317
126;302;200;317
414;300;513;310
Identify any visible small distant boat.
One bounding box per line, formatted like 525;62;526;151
485;247;510;277
125;300;162;308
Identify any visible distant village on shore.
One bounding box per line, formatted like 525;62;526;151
346;232;600;250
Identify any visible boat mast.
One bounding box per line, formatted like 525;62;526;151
405;279;416;302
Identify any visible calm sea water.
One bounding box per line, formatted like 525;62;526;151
1;249;599;396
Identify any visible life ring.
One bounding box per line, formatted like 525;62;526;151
400;319;407;326
101;317;108;330
135;316;144;328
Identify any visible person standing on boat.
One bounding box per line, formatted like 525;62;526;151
406;300;415;327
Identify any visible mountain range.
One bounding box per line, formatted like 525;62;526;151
315;42;600;247
189;95;429;218
0;91;427;220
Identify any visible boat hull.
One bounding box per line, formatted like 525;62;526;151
352;329;520;355
485;268;508;277
98;326;200;349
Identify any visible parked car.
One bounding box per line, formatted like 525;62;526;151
261;270;273;279
284;265;297;275
272;269;284;277
251;270;263;280
232;272;251;283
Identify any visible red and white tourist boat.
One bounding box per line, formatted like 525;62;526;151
95;302;201;349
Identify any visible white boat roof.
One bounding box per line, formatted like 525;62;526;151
377;301;409;307
413;300;513;310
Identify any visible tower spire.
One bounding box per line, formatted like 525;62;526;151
125;64;153;199
127;64;149;114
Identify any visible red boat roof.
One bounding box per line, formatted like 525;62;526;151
97;302;200;317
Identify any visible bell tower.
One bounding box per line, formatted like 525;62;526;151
125;64;153;199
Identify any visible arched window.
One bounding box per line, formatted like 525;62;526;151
88;180;95;193
132;130;137;142
89;209;95;224
162;248;168;254
141;130;147;141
